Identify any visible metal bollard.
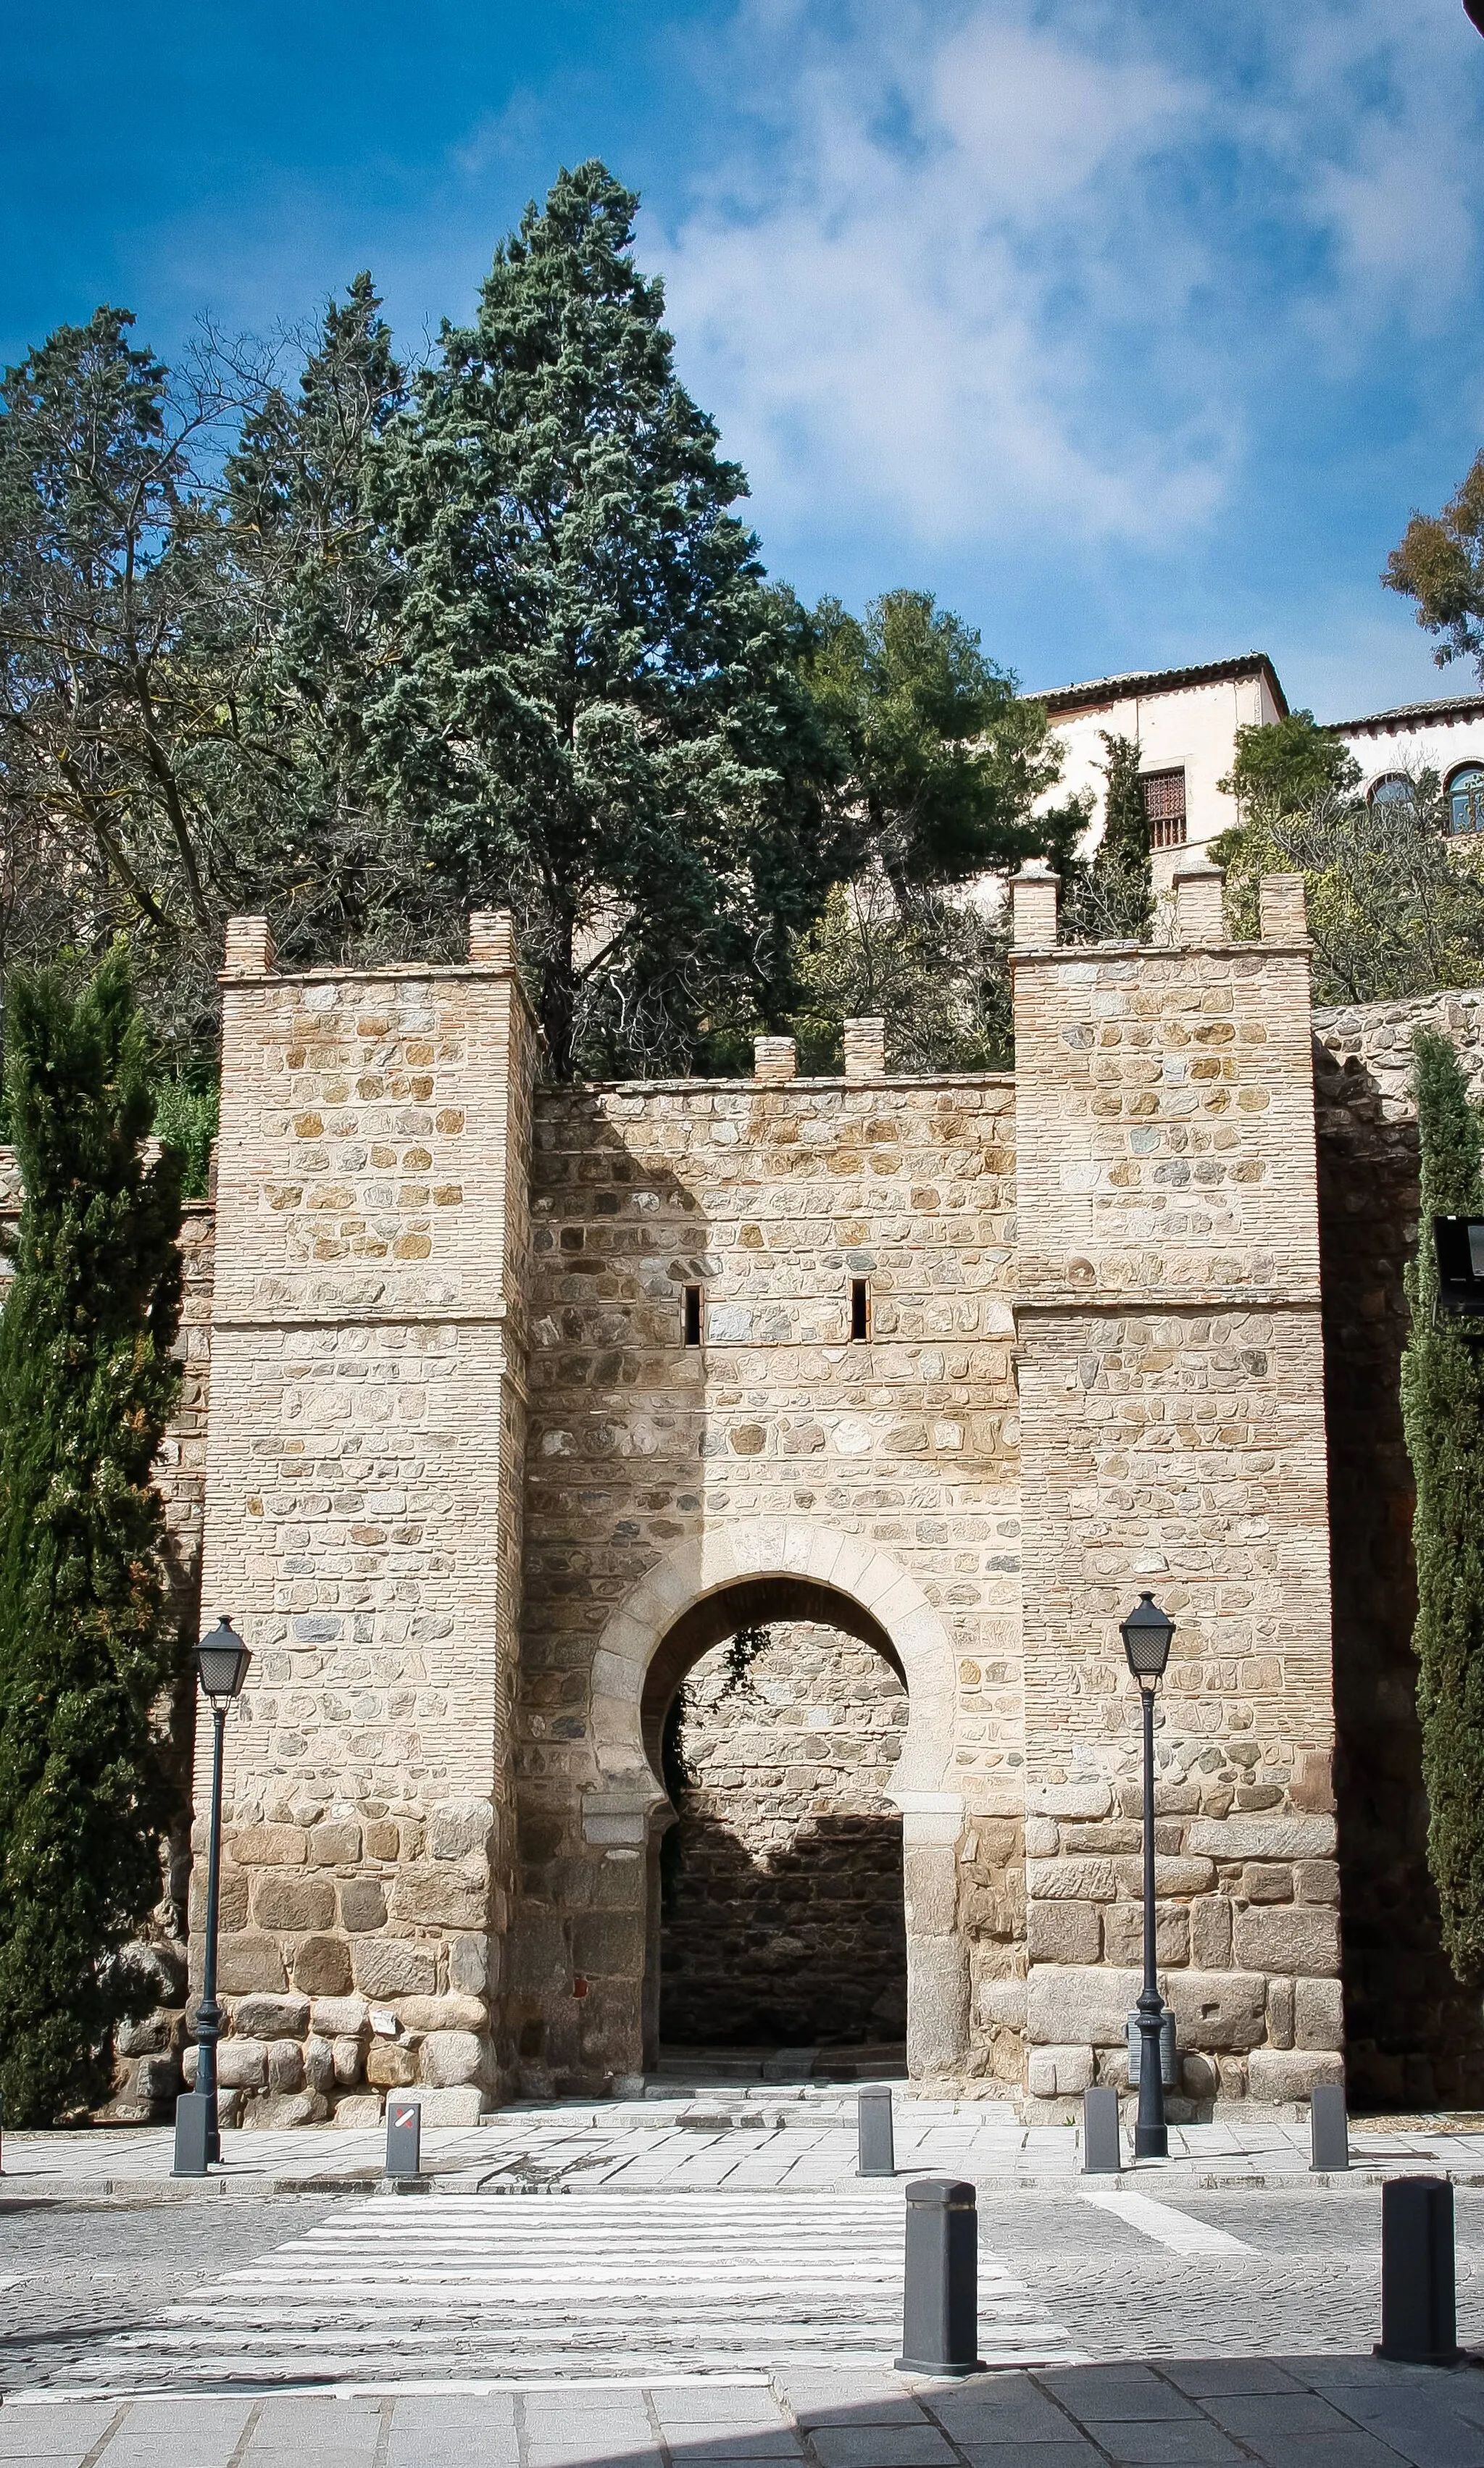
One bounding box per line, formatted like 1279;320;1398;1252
1310;2083;1349;2173
859;2086;896;2177
894;2177;985;2377
385;2096;422;2181
1082;2084;1122;2175
172;2090;212;2178
1375;2176;1459;2365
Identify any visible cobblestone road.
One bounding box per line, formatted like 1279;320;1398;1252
7;2115;1484;2461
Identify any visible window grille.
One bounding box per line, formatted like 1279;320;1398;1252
1449;766;1484;837
1141;768;1187;850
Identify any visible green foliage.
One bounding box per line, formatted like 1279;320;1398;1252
218;276;438;974
1385;451;1484;680
0;944;185;2121
1218;712;1359;816
372;162;840;1075
1402;1029;1484;1983
1212;773;1484;1002
788;875;1012;1072
150;1072;218;1200
804;591;1063;893
1062;732;1154;941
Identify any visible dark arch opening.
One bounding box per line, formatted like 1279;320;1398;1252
642;1580;909;2080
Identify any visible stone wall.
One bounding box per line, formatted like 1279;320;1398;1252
1314;991;1484;2105
189;915;535;2123
659;1623;908;2048
514;1062;1025;2095
1008;868;1343;2112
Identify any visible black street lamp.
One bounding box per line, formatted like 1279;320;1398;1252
1120;1591;1176;2161
188;1616;251;2165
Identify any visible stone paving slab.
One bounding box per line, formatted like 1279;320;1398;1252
11;2105;1484;2203
9;2362;1484;2468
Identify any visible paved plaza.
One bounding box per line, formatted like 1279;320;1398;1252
8;2099;1484;2461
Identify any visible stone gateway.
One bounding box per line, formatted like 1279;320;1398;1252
62;862;1482;2121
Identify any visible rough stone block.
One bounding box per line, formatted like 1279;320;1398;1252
331;2035;363;2087
311;1995;369;2037
216;2038;269;2088
246;2091;330;2128
309;1821;363;1867
1030;1785;1113;1819
396;1995;488;2034
1026;1859;1115;1902
216;1934;286;1994
1023;1817;1059;1857
977;1977;1026;2028
449;1935;489;1994
267;2039;305;2093
230;1825;307;1868
1233;1904;1341;1975
1246;2048;1343;2101
1162;1970;1267;2052
293;1935;353;1996
251;1872;336;1933
428;1801;494;1862
333;2094;383;2127
366;2038;417;2088
1266;1977;1295;2051
1026;1965;1141;2048
1190;1897;1233;1969
413;2088;485;2125
1027;1901;1101;1964
304;2035;336;2093
1101;1902;1188;1967
418;2028;484;2087
1187;1816;1338;1861
133;2054;182;2104
1242;1864;1293;1904
388;1862;488;1930
352;1938;438;1998
338;1880;388;1933
572;1912;646;1977
1113;1857;1215;1898
1294;1975;1345;2050
1026;2043;1094;2097
906;1933;971;2075
232;1994;309;2041
1295;1860;1341;1904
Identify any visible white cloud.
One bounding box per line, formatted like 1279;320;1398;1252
651;0;1484;565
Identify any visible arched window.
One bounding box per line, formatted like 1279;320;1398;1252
1369;773;1414;809
1448;765;1484;837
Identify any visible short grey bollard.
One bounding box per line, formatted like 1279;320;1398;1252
1310;2083;1349;2172
1082;2084;1121;2174
859;2086;896;2177
385;2095;422;2180
1375;2176;1459;2365
172;2090;212;2178
894;2177;985;2377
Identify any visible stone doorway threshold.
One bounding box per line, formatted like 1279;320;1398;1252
651;2041;906;2090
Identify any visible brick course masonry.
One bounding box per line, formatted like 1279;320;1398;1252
6;880;1480;2118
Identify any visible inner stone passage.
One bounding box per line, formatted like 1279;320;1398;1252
657;1623;909;2052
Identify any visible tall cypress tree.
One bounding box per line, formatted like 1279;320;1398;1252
1401;1027;1484;1982
374;160;839;1075
0;945;185;2121
1060;730;1154;943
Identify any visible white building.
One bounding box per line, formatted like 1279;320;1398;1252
1034;659;1484;875
1331;691;1484;837
1035;654;1287;890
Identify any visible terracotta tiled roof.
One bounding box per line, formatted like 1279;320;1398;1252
1329;691;1484;735
1032;654;1288;719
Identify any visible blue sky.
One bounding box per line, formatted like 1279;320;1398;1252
3;0;1482;719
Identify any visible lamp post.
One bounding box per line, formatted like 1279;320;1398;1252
1120;1591;1176;2161
190;1615;252;2164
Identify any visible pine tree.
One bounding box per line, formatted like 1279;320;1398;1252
0;944;185;2121
1401;1027;1484;1982
373;162;839;1075
220;276;427;969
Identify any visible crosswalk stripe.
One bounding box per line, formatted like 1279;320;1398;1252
39;2188;1083;2393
